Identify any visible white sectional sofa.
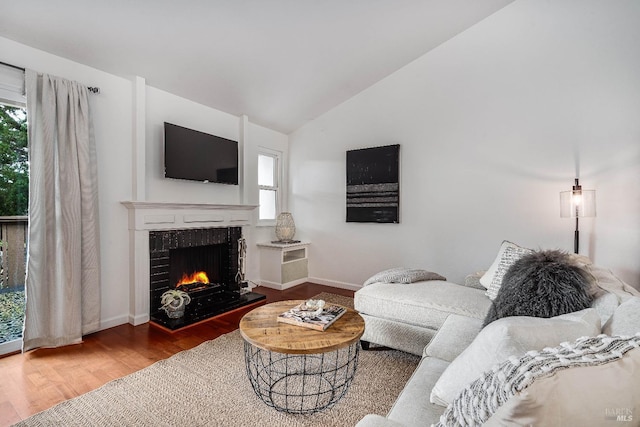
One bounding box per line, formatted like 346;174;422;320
354;251;640;427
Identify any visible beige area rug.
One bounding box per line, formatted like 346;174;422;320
14;294;419;427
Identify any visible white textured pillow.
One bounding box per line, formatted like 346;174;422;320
430;308;601;407
603;297;640;336
480;241;533;299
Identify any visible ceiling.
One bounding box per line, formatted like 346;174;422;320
1;0;514;134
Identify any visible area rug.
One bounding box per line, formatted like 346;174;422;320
14;294;419;427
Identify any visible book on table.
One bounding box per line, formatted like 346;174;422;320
277;303;347;331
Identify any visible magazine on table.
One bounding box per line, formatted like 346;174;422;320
277;302;347;331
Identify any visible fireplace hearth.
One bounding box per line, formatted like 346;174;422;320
149;227;264;330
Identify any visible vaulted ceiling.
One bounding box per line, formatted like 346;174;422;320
1;0;514;133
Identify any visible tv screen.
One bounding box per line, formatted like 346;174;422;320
164;122;238;185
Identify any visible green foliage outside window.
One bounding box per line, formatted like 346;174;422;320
0;105;28;216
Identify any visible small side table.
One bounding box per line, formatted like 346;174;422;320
239;300;365;414
257;241;310;288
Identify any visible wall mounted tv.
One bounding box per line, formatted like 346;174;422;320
164;122;239;185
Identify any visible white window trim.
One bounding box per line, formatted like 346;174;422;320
257;147;283;227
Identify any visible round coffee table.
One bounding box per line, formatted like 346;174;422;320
239;300;365;414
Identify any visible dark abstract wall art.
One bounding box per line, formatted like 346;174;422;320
346;144;400;223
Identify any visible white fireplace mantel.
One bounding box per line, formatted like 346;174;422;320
122;201;258;231
122;201;258;325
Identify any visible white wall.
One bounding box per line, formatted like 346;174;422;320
0;36;289;331
289;0;640;289
145;87;241;204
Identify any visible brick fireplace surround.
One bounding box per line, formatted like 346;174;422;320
122;202;260;327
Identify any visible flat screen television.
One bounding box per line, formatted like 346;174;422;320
164;122;239;185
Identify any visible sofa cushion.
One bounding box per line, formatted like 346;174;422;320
423;314;484;362
480;240;533;299
436;335;640;427
603;297;640;336
430;308;601;407
355;414;405;427
355;281;491;332
386;357;449;426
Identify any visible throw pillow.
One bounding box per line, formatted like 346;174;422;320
429;308;601;407
592;292;622;327
483;249;594;326
480;241;533;299
583;263;640;299
603;297;640;337
362;267;446;287
436;335;640;427
463;271;486;290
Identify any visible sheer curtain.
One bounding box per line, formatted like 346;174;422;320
23;70;101;352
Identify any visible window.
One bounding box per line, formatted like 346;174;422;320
0;63;26;108
0;64;27;355
0;103;28;355
258;149;281;222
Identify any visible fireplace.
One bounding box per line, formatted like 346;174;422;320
149;226;265;330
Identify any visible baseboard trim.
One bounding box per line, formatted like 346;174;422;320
97;314;129;330
128;313;150;327
258;278;308;290
307;277;361;291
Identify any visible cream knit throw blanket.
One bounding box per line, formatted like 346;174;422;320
436;334;640;427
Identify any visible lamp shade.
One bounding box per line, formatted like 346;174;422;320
560;181;596;218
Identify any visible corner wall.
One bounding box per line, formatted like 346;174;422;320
289;0;640;289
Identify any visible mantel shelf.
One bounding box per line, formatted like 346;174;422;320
121;201;258;232
121;201;258;211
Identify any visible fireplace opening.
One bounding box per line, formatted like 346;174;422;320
149;227;265;330
170;245;223;292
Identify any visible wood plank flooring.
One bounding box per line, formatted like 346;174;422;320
0;283;354;426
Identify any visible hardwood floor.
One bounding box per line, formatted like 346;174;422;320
0;283;354;426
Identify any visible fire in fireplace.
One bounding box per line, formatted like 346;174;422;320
176;271;211;291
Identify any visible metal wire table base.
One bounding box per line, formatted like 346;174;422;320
244;341;360;414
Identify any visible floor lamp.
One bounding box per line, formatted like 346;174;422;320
560;178;596;254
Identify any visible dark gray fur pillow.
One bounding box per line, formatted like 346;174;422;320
483;250;594;327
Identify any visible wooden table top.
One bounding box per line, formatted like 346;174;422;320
239;300;365;355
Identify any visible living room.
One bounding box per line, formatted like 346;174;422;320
2;0;638;332
0;0;639;425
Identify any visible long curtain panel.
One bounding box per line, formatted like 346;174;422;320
23;70;101;352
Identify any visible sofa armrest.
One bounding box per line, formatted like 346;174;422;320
356;414;406;427
423;314;483;362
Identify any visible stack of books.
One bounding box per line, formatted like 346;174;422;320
277;302;347;331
